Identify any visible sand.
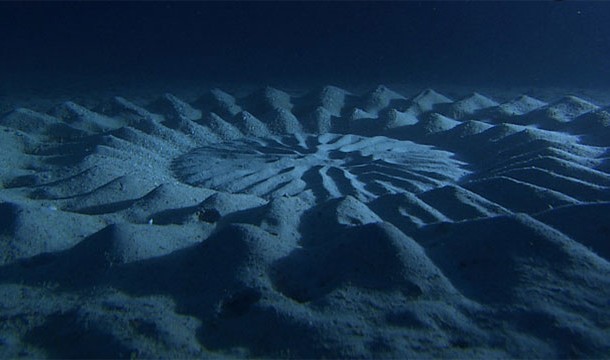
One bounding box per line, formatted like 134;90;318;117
0;84;609;358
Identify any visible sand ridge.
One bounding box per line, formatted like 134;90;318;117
0;85;609;358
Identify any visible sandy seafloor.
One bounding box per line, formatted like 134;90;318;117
1;82;610;359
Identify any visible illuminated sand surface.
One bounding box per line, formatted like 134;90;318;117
1;85;609;358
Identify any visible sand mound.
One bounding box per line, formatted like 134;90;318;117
1;85;609;358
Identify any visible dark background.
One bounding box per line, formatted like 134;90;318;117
1;1;609;90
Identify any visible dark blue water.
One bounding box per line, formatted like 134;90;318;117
1;1;609;90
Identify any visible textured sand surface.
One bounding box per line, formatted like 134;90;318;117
1;85;609;358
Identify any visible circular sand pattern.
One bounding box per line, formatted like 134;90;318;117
1;86;610;359
173;133;469;200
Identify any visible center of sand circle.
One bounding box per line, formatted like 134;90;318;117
172;134;469;201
